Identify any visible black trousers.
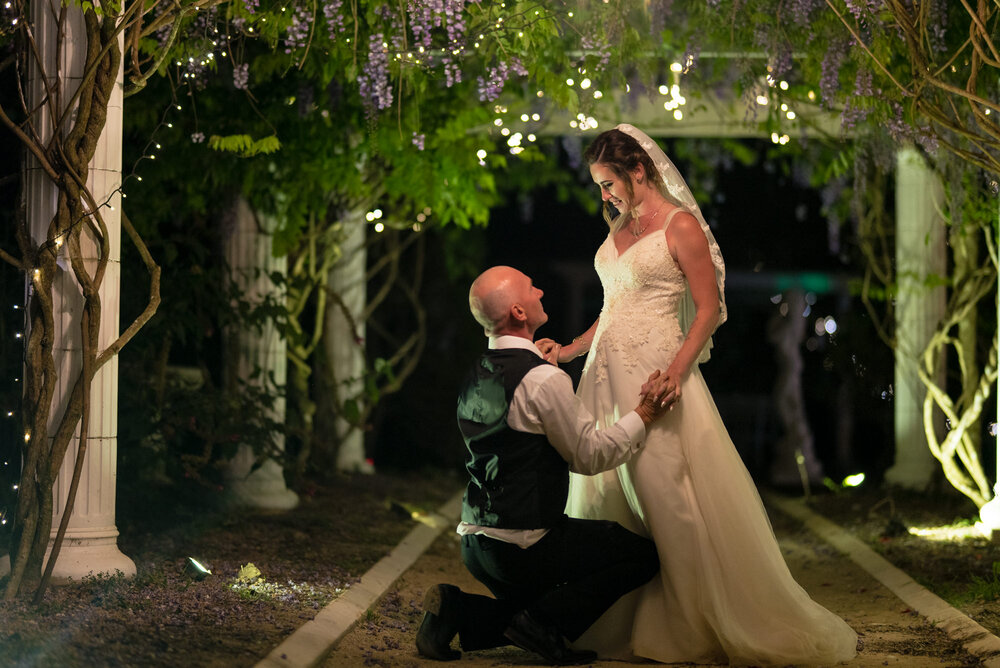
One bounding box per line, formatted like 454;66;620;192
455;516;658;652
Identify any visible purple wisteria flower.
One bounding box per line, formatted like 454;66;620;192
843;0;878;20
412;132;425;150
408;0;437;49
285;6;312;53
885;102;908;141
442;56;462;87
358;33;394;114
788;0;822;28
191;132;206;143
580;35;611;71
408;1;469;53
840;68;874;131
377;4;407;54
769;43;793;79
819;39;849;108
323;0;345;38
880;102;937;153
476;59;527;102
243;0;258;14
927;0;948;53
233;63;249;90
840;105;865;132
915;131;939;153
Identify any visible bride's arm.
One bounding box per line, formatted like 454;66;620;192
537;318;599;364
664;214;721;394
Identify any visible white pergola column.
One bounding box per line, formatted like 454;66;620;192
884;148;946;490
25;0;134;581
223;199;298;510
326;218;372;473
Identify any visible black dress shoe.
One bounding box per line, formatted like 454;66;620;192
503;610;598;666
415;584;462;661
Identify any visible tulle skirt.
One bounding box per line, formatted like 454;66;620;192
567;366;858;666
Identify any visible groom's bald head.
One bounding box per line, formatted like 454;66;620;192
469;266;546;338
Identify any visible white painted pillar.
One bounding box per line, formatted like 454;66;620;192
884;148;946;490
24;0;134;581
326;218;372;473
223;199;298;509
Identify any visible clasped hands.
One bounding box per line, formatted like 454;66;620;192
635;369;678;424
536;337;579;365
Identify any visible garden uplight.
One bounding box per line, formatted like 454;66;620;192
842;473;865;487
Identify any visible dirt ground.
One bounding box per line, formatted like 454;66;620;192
325;502;989;667
2;474;998;667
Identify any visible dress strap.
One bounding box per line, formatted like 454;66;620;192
661;206;685;230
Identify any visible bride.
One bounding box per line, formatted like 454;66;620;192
537;124;858;665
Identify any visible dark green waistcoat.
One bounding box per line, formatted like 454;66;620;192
457;348;569;530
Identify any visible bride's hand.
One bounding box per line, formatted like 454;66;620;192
536;338;562;365
663;364;683;402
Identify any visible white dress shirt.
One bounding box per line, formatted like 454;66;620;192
457;335;648;547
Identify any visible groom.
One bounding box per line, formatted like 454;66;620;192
416;265;675;665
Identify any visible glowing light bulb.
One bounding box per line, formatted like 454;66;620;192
842;473;865;487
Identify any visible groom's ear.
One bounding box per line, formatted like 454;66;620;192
510;303;527;323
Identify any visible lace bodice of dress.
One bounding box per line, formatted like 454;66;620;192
583;230;687;384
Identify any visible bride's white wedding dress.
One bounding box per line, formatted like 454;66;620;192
567;219;858;666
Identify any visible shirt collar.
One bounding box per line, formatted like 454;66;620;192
488;335;543;358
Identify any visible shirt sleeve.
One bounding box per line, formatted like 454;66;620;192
508;365;647;475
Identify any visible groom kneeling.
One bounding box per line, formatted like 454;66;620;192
416;265;675;665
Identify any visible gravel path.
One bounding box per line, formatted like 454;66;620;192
323;501;989;667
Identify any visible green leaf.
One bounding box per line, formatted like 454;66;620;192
342;399;360;423
208;134;282;157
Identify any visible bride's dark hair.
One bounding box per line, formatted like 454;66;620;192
584;128;665;228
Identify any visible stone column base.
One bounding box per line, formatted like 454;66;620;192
227;458;299;510
0;528;135;583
